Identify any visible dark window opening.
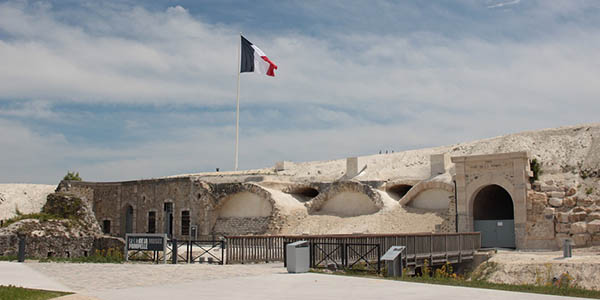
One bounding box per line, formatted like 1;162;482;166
164;202;173;236
181;210;190;236
125;205;134;234
287;187;319;202
102;220;111;234
148;211;156;233
473;185;514;220
387;184;413;199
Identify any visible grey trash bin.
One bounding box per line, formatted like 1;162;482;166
286;241;309;273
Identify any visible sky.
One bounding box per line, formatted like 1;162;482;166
1;0;599;184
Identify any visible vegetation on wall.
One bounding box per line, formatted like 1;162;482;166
1;193;86;229
0;212;60;228
63;171;82;181
530;158;542;183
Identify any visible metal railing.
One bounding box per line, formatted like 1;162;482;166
130;239;225;264
225;232;480;267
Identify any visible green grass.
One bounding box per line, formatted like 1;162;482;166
398;276;600;299
0;255;18;262
312;269;600;299
39;248;124;264
0;212;62;228
0;285;70;300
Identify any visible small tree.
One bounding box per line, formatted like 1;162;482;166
530;158;542;183
63;171;82;181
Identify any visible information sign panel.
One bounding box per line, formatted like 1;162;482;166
127;235;165;251
381;246;405;261
125;233;168;263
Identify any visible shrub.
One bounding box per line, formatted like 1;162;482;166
530;158;542;182
63;171;82;181
40;247;124;264
0;255;18;262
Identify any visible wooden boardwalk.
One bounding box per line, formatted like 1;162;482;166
225;232;480;268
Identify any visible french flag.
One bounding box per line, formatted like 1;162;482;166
240;36;278;77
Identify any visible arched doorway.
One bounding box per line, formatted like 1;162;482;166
387;184;412;200
164;202;174;238
473;185;515;248
124;205;134;235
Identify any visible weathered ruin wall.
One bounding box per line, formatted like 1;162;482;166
0;234;17;256
0;191;125;259
525;180;600;249
438;194;456;233
0;234;93;258
213;217;271;235
61;180;282;238
0;234;124;258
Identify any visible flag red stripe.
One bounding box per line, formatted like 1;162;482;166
260;56;278;77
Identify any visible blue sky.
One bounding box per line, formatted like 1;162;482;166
1;0;599;184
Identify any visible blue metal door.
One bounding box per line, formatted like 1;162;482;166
474;219;515;248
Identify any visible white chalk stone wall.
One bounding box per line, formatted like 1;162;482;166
218;192;272;218
409;189;452;210
307;181;383;217
318;191;379;217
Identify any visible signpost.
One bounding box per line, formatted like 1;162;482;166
125;233;168;264
381;246;405;277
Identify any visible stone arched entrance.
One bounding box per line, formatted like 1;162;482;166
472;184;516;248
452;151;530;249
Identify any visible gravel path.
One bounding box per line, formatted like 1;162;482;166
27;262;284;294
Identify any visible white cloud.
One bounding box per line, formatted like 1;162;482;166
0;100;58;120
488;0;521;9
0;1;599;183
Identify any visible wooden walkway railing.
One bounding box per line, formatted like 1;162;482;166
225;232;480;267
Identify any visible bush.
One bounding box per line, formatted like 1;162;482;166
39;247;124;264
63;171;82;181
0;255;18;262
530;158;542;182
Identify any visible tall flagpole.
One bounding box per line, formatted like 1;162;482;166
234;33;241;171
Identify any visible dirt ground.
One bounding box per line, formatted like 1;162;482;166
480;247;600;290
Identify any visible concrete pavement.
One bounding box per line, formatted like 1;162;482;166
0;261;73;292
0;262;590;300
91;272;585;300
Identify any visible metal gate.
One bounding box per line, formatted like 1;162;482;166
474;219;515;248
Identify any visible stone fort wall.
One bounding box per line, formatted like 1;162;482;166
59;179;284;239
